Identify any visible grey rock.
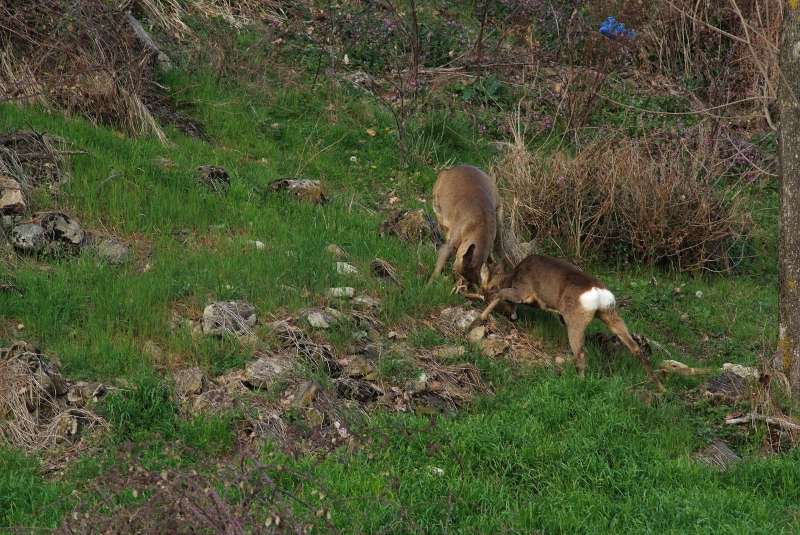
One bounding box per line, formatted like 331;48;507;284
439;306;481;333
336;262;358;275
11;223;46;252
335;377;383;402
197;165;230;193
352;295;381;309
96;238;131;265
174;367;206;397
0;176;25;214
481;337;510;358
693;439;741;470
202;301;257;336
38;212;84;245
244;355;291;389
269;178;326;204
326;287;355;299
302;307;344;329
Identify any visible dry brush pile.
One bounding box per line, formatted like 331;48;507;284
495;121;752;271
1;0;167;140
0;0;260;141
0;342;108;468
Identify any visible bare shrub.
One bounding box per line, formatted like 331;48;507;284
0;0;209;142
0;130;71;191
494;120;751;271
56;460;319;534
0;0;166;140
0;342;106;456
581;0;783;126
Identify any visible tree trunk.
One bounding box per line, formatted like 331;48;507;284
777;4;800;397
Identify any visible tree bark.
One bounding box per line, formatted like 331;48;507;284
777;4;800;397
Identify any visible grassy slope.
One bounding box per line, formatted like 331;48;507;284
0;29;796;534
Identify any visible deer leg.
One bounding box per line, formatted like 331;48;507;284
470;287;526;330
598;309;665;392
497;302;518;321
427;241;455;285
564;311;594;378
493;204;508;266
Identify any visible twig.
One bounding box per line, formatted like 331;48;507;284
664;0;750;46
598;94;771;117
126;14;172;69
725;412;800;432
658;359;716;376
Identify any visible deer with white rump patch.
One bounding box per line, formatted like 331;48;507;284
427;165;505;289
474;254;665;391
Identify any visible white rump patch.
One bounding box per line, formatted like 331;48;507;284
579;287;616;311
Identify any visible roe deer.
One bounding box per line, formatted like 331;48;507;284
427;165;505;288
475;255;665;391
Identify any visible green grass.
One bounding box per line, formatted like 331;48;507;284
296;375;800;533
0;13;791;532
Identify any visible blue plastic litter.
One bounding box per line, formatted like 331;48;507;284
599;16;637;40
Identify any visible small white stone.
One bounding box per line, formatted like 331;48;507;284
428;466;445;477
352;295;381;309
336;262;358;275
306;312;331;329
722;363;760;380
326;287;355;299
326;243;346;257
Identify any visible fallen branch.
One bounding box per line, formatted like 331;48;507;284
725;412;800;432
126;14;172;70
658;359;716;376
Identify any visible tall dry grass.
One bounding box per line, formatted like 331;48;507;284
493;115;751;272
582;0;783;127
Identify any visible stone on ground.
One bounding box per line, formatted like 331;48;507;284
202;301;257;336
0;176;25;214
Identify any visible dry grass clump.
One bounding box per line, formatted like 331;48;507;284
137;0;289;39
495;123;751;272
1;0;168;141
641;0;782;114
0;130;71;191
0;341;106;454
57;460;315;534
579;0;782;125
0;0;213;142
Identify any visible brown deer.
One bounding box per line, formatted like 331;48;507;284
427;165;505;288
474;255;665;391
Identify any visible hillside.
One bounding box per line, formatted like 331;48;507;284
1;1;798;532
